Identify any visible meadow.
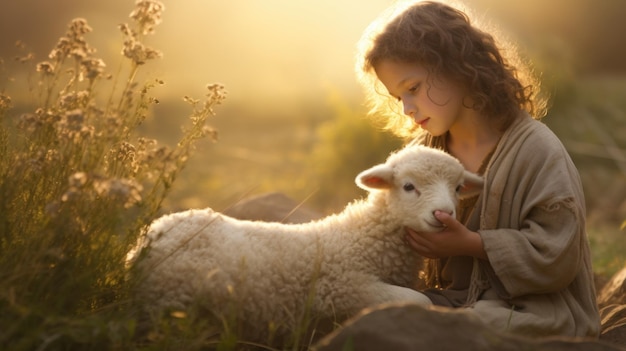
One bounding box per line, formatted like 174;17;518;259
0;1;624;350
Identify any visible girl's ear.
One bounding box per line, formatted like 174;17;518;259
356;164;394;190
459;170;484;199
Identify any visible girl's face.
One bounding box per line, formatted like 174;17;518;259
374;60;469;137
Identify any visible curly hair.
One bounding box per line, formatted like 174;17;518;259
356;0;547;139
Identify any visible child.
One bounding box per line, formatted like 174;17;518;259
355;0;600;338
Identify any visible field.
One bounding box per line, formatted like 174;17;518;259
1;1;625;350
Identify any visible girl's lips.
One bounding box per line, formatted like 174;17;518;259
417;118;430;128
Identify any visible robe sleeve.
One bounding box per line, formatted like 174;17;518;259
478;117;588;299
480;198;584;298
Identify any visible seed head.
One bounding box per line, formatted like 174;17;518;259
93;177;143;208
68;172;88;188
122;39;162;65
0;94;12;115
48;18;95;62
81;57;106;81
129;0;165;35
36;61;56;76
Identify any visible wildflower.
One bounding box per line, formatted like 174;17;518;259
129;0;165;35
70;47;88;61
136;139;175;179
0;94;12;115
45;149;60;164
121;39;162;65
36;61;56;76
58;91;90;109
113;142;137;163
119;3;163;65
202;126;219;142
17;113;42;133
68;18;92;36
68;172;88;188
118;23;134;38
93;177;143;208
108;142;140;176
56;109;93;143
137;137;157;149
60;172;87;203
17;108;57;133
14;53;34;64
24;148;47;173
61;189;80;203
183;96;199;106
80;125;95;140
48;37;71;61
81;57;106;82
64;109;85;130
48;18;95;62
205;83;227;108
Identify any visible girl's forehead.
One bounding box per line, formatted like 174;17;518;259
374;60;429;82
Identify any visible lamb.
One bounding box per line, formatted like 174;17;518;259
127;144;483;340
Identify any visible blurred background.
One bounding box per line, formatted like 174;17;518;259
1;0;625;272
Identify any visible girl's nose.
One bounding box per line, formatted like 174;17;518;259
402;100;417;117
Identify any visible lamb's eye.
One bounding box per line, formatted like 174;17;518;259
456;185;462;193
403;183;415;192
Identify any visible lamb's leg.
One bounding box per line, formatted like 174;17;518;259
363;282;433;307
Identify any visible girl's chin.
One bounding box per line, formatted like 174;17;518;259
421;126;446;137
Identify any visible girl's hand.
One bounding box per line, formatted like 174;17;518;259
405;210;488;260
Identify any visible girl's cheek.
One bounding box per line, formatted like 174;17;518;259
426;80;460;107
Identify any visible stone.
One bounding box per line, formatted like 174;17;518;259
313;303;626;351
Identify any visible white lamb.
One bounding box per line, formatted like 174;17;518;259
128;144;483;340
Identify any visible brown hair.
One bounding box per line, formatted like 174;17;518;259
356;1;547;139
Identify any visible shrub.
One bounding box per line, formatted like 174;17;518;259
0;1;224;349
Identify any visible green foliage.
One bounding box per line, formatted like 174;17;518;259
588;225;626;278
308;92;403;211
0;1;224;349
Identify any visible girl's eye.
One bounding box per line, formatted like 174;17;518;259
403;183;415;192
408;83;421;93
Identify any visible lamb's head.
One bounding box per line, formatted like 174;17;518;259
356;145;483;232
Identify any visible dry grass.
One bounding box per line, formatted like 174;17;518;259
0;1;230;349
1;1;624;350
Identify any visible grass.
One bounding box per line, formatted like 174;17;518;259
1;1;624;350
0;1;228;349
588;225;626;279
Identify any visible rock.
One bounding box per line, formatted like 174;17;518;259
222;192;322;224
313;303;626;351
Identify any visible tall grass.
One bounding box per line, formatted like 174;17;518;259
0;1;225;349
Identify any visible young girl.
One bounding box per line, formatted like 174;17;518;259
355;0;600;338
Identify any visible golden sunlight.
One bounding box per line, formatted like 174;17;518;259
0;0;620;105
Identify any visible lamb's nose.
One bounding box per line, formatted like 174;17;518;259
432;210;453;217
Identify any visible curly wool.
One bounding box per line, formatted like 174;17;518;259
128;144;482;340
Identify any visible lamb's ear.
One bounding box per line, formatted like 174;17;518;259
459;170;484;199
356;164;394;190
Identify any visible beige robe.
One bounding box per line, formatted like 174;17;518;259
417;113;600;338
